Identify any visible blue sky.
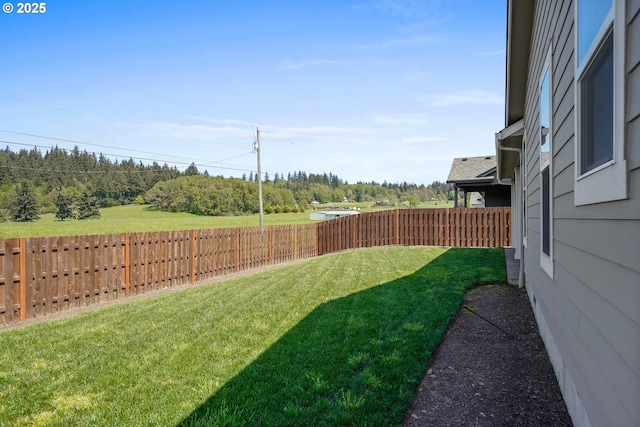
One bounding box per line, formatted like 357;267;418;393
1;0;506;185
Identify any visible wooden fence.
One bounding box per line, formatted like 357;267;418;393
0;224;317;325
0;207;509;325
317;207;510;254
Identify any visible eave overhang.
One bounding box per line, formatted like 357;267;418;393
505;0;534;127
496;0;534;181
446;177;496;186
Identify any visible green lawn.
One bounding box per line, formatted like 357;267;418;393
0;246;505;426
0;201;454;239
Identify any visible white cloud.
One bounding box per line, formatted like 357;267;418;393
370;113;431;126
357;35;438;50
397;22;429;34
423;90;504;107
277;59;354;70
262;125;371;145
477;49;506;57
189;116;254;127
371;0;442;19
396;136;442;145
142;121;254;146
145;120;372;148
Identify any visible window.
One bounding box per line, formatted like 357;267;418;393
574;0;627;205
541;168;551;256
579;28;613;173
540;68;551;168
540;49;553;277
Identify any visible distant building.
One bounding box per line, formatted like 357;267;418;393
469;192;484;208
446;155;511;207
309;211;360;221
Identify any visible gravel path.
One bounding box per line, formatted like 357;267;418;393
403;284;573;426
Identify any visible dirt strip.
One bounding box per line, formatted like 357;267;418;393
404;284;573;426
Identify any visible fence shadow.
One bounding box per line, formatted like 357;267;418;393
176;247;506;426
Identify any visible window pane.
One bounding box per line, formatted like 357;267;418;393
542;168;550;256
578;0;612;64
580;33;613;173
540;69;550;157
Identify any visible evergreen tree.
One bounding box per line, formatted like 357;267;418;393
76;189;101;220
54;190;73;221
10;181;40;222
185;163;199;176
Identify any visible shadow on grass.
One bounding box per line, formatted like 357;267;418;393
177;247;506;427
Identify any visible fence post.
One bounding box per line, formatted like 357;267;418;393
351;215;356;249
124;233;130;296
395;209;399;245
293;225;298;260
445;209;450;246
235;228;241;272
19;238;27;321
269;226;274;265
191;230;196;283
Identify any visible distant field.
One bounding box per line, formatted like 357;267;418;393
0;200;454;239
0;205;311;238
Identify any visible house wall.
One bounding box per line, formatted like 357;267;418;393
522;1;640;426
484;186;512;207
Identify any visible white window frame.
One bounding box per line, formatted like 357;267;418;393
574;0;627;206
540;47;553;278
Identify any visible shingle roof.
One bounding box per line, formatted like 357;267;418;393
446;156;497;183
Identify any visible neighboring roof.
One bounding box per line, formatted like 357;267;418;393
447;156;497;184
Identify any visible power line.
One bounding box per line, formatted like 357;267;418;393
0;129;207;164
0;139;255;174
0;95;249;150
0;129;253;168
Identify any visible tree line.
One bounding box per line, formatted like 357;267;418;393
0;145;453;221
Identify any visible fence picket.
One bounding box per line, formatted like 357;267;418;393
3;239;19;323
0;240;10;323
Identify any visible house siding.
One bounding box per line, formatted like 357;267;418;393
522;1;640;426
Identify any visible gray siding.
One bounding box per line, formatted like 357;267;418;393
522;1;640;426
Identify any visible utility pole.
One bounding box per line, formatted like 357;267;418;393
255;127;264;227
